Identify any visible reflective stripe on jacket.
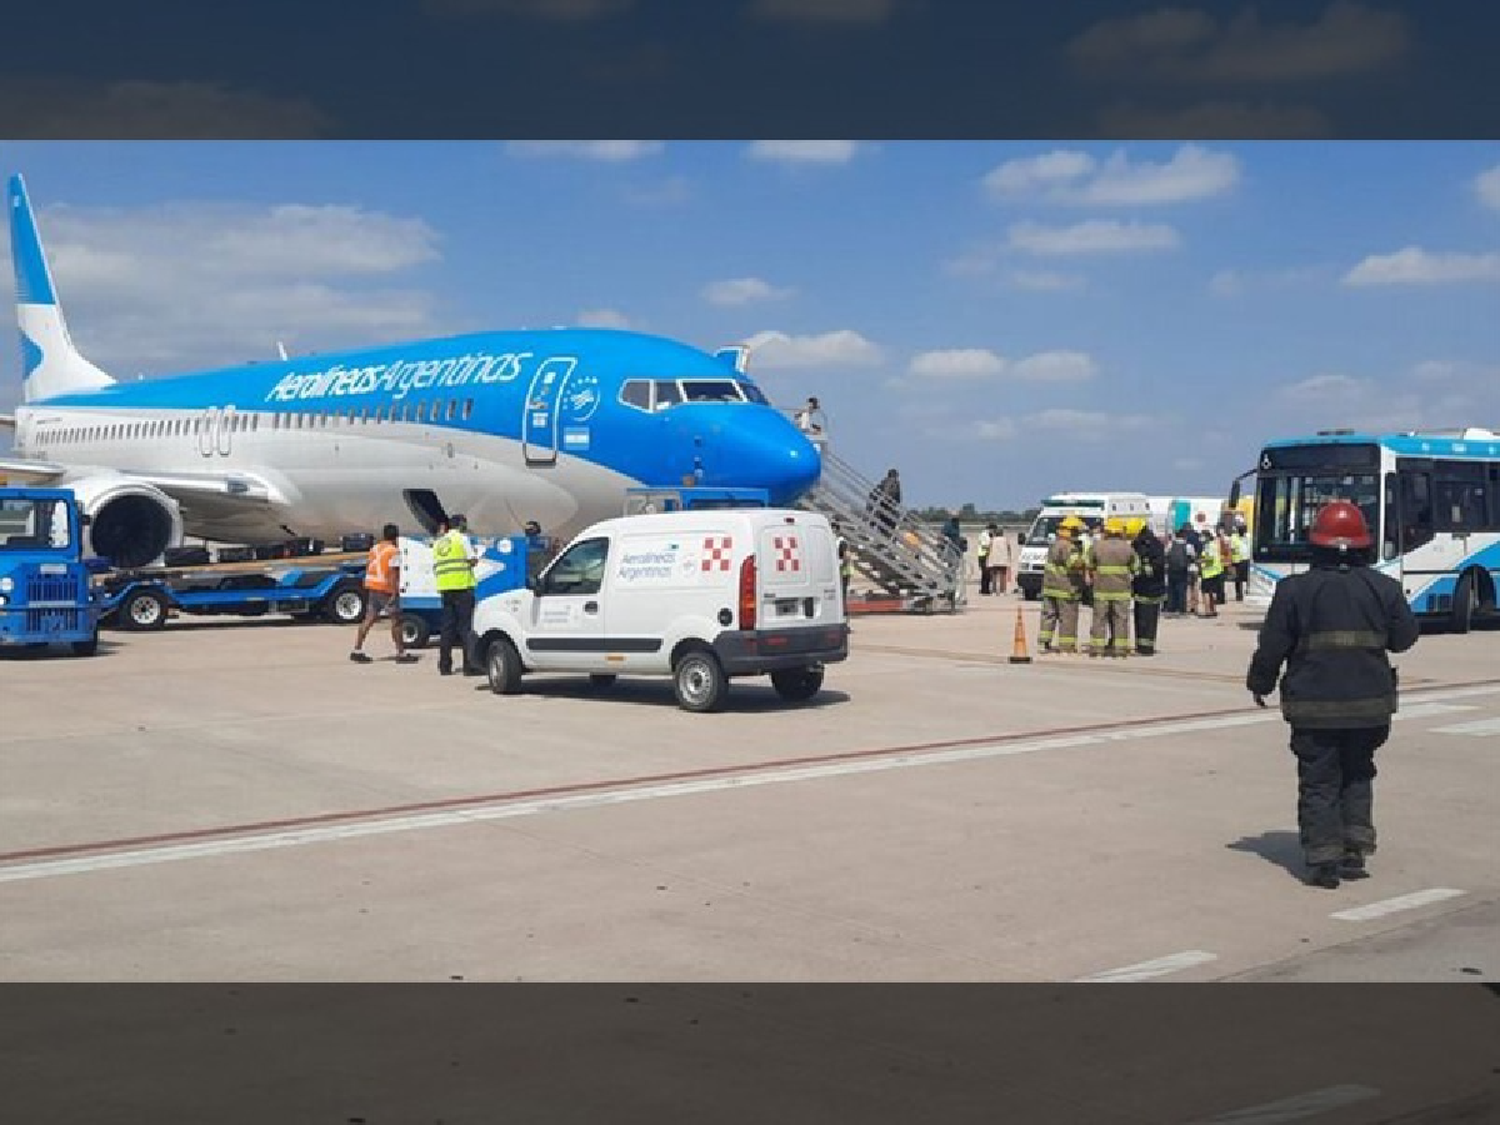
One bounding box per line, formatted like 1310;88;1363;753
364;540;399;594
432;531;476;591
1087;537;1139;601
1042;538;1084;600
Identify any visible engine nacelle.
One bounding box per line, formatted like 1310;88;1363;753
64;474;183;569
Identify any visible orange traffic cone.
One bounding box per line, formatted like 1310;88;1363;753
1008;605;1032;665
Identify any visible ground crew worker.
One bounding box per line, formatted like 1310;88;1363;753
1229;524;1251;601
350;523;417;664
1086;517;1139;657
1197;526;1225;617
1039;516;1086;653
976;523;994;595
1246;500;1419;889
432;512;480;677
1130;519;1165;656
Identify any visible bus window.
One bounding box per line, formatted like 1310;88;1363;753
1398;468;1434;553
1432;460;1489;532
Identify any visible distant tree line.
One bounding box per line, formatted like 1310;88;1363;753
913;503;1041;525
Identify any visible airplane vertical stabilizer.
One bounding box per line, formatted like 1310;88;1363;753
8;174;115;403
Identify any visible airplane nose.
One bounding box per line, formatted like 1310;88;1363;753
691;409;823;504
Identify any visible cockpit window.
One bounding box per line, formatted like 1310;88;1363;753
737;382;768;405
620;379;651;411
652;381;682;410
680;380;745;403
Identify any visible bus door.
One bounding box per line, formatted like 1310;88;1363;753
1392;458;1469;597
521;357;577;465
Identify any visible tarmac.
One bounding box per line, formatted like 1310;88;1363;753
2;582;1497;1121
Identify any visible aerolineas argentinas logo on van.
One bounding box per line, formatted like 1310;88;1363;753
618;544;680;583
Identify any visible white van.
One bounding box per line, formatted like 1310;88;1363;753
470;508;849;712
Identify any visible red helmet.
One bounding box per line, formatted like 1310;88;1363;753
1309;500;1372;549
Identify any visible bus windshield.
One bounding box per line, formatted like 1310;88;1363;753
1254;471;1379;558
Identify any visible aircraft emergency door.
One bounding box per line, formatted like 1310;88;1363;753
521;357;577;465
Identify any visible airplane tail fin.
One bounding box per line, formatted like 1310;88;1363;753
8;174;115;403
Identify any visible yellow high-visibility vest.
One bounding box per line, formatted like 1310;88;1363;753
432;531;476;591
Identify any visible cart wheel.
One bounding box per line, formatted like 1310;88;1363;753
119;589;169;631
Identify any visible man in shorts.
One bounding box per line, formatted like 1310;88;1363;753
350;523;417;663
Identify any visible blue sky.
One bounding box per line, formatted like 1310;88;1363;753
3;141;1498;511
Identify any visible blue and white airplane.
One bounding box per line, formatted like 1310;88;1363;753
0;175;821;567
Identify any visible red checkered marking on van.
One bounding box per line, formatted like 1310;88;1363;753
772;534;802;572
701;536;733;572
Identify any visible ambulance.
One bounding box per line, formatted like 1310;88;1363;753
1015;492;1153;600
469;508;849;712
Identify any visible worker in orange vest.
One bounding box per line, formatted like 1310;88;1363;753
350;523;418;664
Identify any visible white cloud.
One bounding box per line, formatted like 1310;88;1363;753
1025;409;1152;438
1096;100;1330;140
972;418;1019;441
1008;220;1180;255
1008;270;1086;292
1209;265;1327;297
1069;2;1409;83
624;176;693;207
1280;373;1369;403
908;349;1007;380
1343;248;1500;287
0;79;330;139
1475;166;1500;212
6;200;449;374
745;141;863;165
748;0;896;24
907;348;1097;383
1012;351;1098;383
702;277;794;307
505;141;664;161
424;0;633;19
742;329;883;368
984;145;1239;206
576;308;631;329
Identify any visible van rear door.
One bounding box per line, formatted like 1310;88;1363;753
755;514;841;628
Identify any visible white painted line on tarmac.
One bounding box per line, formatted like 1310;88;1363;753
1391;702;1478;722
1430;717;1500;737
1189;1083;1381;1124
3;685;1498;887
1073;950;1218;983
1331;888;1466;922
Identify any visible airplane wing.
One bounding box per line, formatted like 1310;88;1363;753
0;455;67;484
0;456;285;510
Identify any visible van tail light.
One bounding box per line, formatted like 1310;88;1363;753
738;554;757;631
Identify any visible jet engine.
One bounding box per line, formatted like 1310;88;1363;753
64;474;184;568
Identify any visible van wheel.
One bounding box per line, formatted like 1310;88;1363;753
673;650;727;713
770;665;824;702
324;583;367;626
119;589;169;631
486;636;524;695
1451;572;1475;635
588;673;618;688
399;613;431;650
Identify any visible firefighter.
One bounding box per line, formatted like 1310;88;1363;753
1039;516;1086;654
1130;518;1165;656
1246;500;1419;889
1086;516;1139;658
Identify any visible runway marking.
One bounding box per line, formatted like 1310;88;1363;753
1188;1083;1381;1124
1391;702;1478;722
2;684;1498;887
1330;888;1466;923
1073;950;1218;983
1430;717;1500;737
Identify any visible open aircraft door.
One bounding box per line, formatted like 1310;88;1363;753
521;357;576;466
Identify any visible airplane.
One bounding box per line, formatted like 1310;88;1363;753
0;174;822;567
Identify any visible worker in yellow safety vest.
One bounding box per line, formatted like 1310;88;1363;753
1039;516;1087;654
1198;526;1226;618
432;512;480;676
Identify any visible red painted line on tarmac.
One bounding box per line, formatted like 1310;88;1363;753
0;705;1256;865
4;677;1494;868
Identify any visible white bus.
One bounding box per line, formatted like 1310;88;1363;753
1236;427;1500;632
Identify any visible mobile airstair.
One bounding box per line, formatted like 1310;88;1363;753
797;446;966;613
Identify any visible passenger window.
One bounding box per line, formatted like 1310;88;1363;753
1399;469;1435;553
540;536;609;596
462;398;473;421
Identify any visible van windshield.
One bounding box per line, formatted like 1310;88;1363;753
0;497;72;550
1026;513;1102;543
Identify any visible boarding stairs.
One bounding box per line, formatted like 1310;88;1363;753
797;445;965;613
